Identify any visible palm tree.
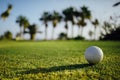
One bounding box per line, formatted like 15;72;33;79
81;6;91;20
1;4;12;20
40;12;51;40
74;10;81;37
79;18;87;36
92;19;99;40
28;24;37;40
16;15;29;39
64;20;68;37
63;7;75;39
77;18;86;36
51;11;62;40
62;13;69;38
77;20;81;36
77;6;91;37
113;2;120;7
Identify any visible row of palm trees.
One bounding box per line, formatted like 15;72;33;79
1;2;119;40
40;6;99;40
16;16;41;40
16;6;99;40
40;11;62;40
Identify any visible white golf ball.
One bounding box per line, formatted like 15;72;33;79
85;46;103;64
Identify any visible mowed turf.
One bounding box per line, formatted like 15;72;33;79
0;41;120;80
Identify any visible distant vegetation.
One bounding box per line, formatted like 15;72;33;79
0;31;12;40
100;26;120;40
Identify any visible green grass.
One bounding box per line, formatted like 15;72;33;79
0;40;120;80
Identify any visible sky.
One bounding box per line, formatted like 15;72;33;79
0;0;119;40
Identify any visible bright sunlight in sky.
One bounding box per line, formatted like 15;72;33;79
0;0;119;40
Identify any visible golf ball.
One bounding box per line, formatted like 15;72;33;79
85;46;103;64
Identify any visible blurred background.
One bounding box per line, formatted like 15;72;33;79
0;0;120;41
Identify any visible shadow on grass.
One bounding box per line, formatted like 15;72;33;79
20;63;93;74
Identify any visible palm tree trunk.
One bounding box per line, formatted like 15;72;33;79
52;27;55;40
78;26;81;36
45;26;47;40
81;27;83;36
20;27;23;40
23;27;25;40
91;35;92;40
30;33;35;40
94;26;96;40
66;28;68;38
71;24;74;39
65;21;68;38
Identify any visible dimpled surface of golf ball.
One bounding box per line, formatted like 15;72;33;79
85;46;103;64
